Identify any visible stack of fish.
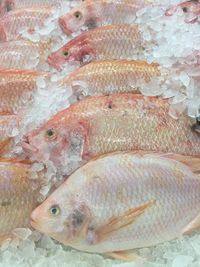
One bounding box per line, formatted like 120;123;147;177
0;0;200;264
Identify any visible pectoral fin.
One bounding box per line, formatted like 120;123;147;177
86;200;156;245
183;213;200;235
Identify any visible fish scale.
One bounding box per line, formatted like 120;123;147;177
0;69;49;114
59;0;146;35
0;40;52;70
0;159;42;242
30;152;200;255
24;94;200;177
0;7;53;42
48;24;145;70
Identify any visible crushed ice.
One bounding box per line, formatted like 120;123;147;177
1;0;200;267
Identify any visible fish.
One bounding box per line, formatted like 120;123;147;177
59;0;147;35
0;69;49;114
30;152;200;259
0;114;19;156
59;60;160;99
165;0;200;24
22;94;200;175
48;24;144;70
0;7;54;42
0;158;42;243
0;0;67;14
0;39;52;70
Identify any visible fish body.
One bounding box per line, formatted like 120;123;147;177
0;69;49;114
165;0;200;23
59;0;145;35
23;94;200;174
30;152;200;254
48;24;144;70
0;114;19;155
60;60;160;99
0;0;67;14
0;7;54;42
0;158;41;242
0;40;52;70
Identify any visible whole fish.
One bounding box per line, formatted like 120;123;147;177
0;158;42;242
0;7;54;42
165;0;200;24
0;40;52;70
59;0;146;35
59;60;160;99
22;94;200;175
0;114;19;156
48;24;144;70
30;152;200;259
0;69;49;114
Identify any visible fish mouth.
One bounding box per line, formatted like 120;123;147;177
21;137;38;155
58;17;73;36
30;216;40;231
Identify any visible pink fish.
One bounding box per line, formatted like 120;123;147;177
0;0;67;14
165;0;200;23
48;24;143;70
0;69;49;114
59;0;145;35
0;7;54;42
0;158;42;243
22;94;200;175
30;152;200;259
0;40;52;70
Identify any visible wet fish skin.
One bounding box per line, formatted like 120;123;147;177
0;158;41;242
0;7;54;42
30;152;200;254
0;40;52;70
48;24;144;70
1;0;66;13
60;60;160;99
0;69;49;114
59;0;145;35
165;0;200;23
23;94;200;175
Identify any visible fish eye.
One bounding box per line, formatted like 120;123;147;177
73;11;82;20
63;50;69;57
45;128;56;140
182;7;188;12
49;205;60;216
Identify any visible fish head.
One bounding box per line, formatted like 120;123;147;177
22;113;87;168
30;182;91;245
0;0;14;15
4;0;14;11
48;34;94;70
165;1;200;23
59;0;98;36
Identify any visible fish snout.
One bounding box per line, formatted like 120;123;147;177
59;17;73;36
48;54;62;71
21;135;38;154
